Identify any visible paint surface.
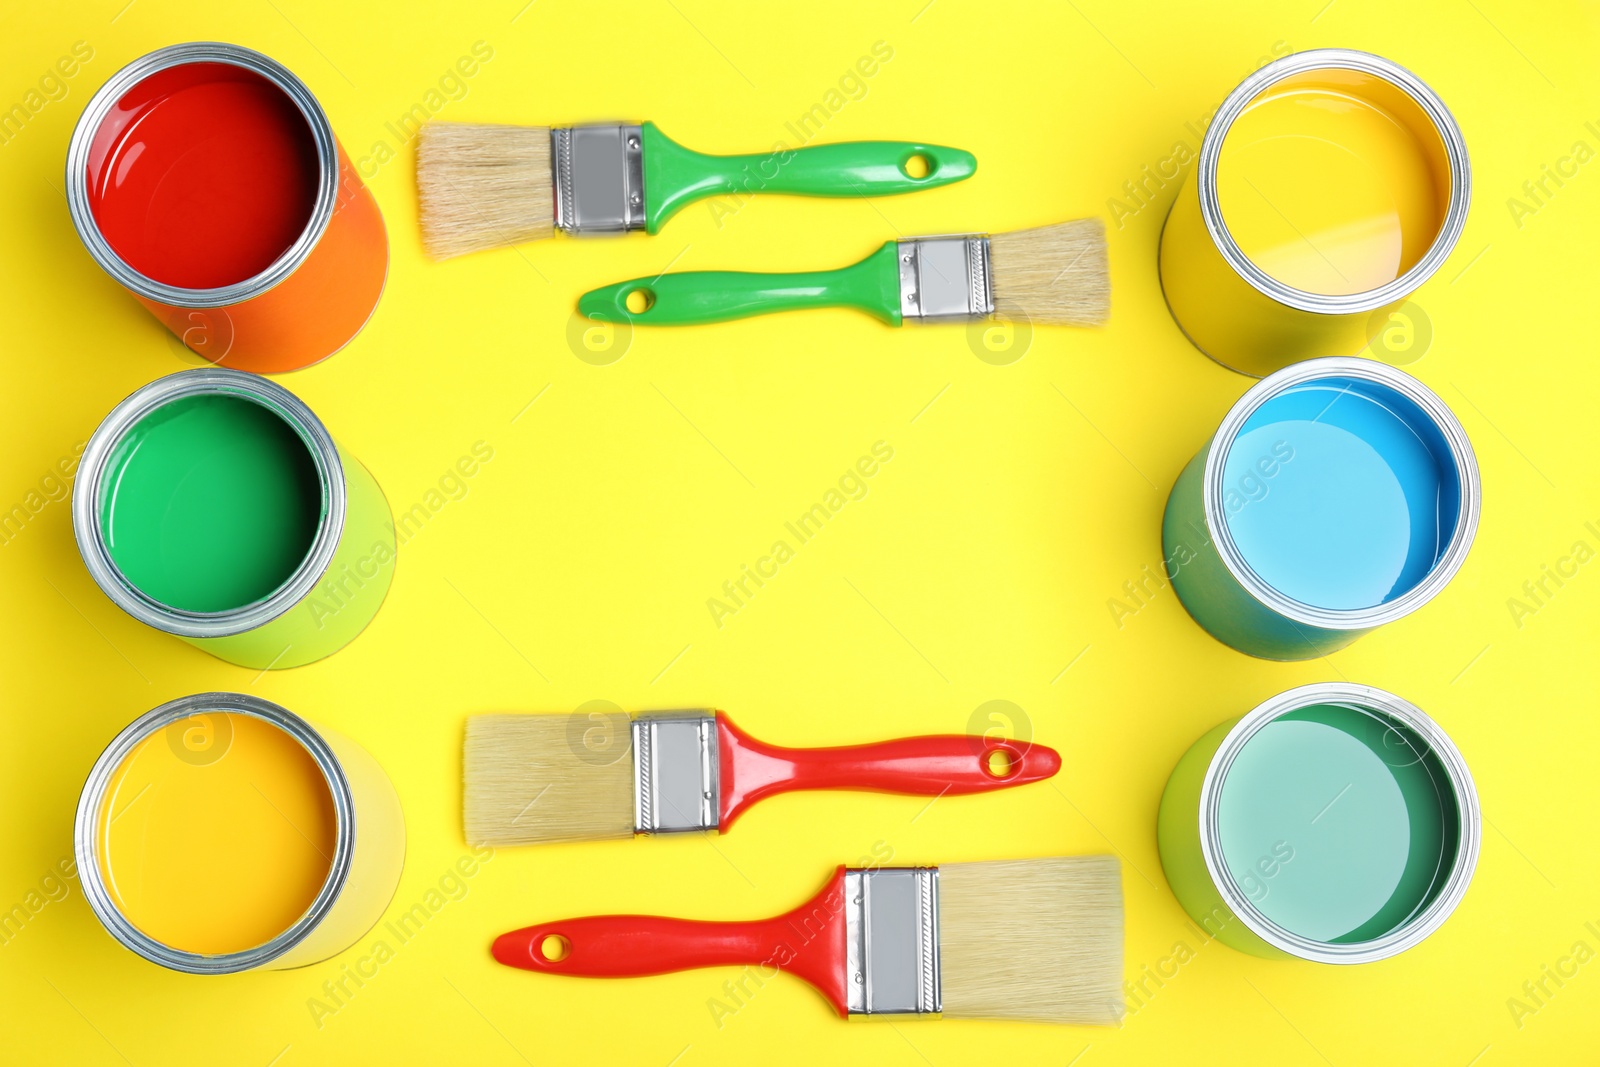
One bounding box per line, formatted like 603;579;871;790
1217;83;1443;295
1217;703;1457;943
1221;376;1458;611
95;711;337;954
87;62;319;289
101;394;324;613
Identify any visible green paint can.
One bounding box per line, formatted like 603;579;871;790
74;369;395;669
1157;683;1478;962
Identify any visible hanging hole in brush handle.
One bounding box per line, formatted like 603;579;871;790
640;122;977;231
983;743;1019;780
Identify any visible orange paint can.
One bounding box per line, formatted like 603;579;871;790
66;43;387;373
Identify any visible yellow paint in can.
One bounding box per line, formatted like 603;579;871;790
95;711;337;955
1158;51;1468;377
76;693;405;973
1216;79;1446;296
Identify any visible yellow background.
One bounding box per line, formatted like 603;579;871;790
2;0;1597;1063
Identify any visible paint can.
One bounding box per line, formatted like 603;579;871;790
73;368;396;669
1163;356;1478;660
1159;49;1469;376
66;42;387;373
75;692;405;973
1157;683;1478;962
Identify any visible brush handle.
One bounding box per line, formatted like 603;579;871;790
642;122;975;232
717;714;1061;829
577;242;901;326
492;867;853;1015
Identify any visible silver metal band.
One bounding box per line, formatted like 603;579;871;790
631;712;718;833
844;867;941;1015
897;236;993;323
551;124;647;235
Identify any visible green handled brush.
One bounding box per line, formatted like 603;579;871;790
576;218;1109;327
417;121;975;259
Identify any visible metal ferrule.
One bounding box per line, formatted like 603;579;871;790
844;867;941;1015
897;236;993;323
631;712;718;833
551;124;647;235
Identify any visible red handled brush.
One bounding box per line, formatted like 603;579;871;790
465;711;1059;845
493;855;1123;1024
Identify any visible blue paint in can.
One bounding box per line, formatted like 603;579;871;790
1219;376;1462;611
1163;358;1479;660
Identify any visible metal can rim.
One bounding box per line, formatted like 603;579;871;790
1197;682;1480;964
1196;47;1471;316
65;42;339;310
73;692;357;974
72;367;348;639
1202;355;1481;631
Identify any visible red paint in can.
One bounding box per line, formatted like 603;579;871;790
87;62;320;291
68;44;386;373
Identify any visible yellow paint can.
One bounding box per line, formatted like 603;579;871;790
75;693;405;973
1159;49;1469;376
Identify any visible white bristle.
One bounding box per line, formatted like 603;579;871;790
988;218;1110;326
417;123;555;260
464;715;633;846
938;854;1124;1025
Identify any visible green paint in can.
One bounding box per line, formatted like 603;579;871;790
1157;683;1478;963
74;369;396;670
100;395;323;613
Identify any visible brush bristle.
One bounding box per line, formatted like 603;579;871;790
988;218;1110;326
938;854;1123;1025
464;715;633;846
417;123;555;259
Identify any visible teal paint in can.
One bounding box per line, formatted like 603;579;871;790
1163;357;1479;660
1157;683;1479;962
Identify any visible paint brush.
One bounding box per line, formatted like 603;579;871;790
464;712;1059;846
416;121;976;258
493;854;1123;1025
575;218;1108;327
